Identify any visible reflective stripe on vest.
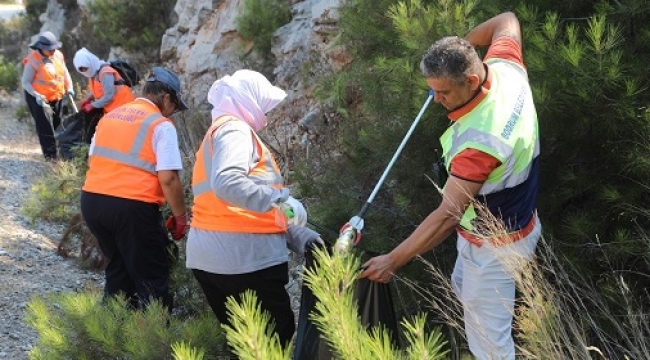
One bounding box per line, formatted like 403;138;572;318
191;116;286;233
90;66;136;113
441;59;540;244
92;113;162;174
82;100;170;205
22;50;67;101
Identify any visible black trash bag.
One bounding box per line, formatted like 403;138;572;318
354;278;400;348
55;100;84;160
293;245;401;360
82;108;104;145
293;245;333;360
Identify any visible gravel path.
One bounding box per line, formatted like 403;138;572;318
0;93;102;359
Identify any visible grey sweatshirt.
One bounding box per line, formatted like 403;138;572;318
186;120;319;275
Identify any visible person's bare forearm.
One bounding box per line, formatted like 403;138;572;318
389;209;458;268
465;11;521;47
159;170;187;216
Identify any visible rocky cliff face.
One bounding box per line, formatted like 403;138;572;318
161;0;350;164
40;0;351;165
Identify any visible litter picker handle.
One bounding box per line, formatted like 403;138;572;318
357;89;435;219
333;90;435;254
68;93;79;113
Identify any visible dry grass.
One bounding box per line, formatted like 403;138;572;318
395;188;650;359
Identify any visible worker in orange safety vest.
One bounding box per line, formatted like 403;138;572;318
21;31;74;160
80;67;189;311
187;70;323;348
73;48;136;143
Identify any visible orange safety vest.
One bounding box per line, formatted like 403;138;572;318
191;116;287;233
90;65;136;113
82;99;171;205
22;50;69;102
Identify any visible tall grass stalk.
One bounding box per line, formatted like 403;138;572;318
405;188;650;359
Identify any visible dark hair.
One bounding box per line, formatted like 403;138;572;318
420;36;483;85
143;81;179;109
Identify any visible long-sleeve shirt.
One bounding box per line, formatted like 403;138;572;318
87;66;117;109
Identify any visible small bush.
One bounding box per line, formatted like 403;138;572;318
26;292;226;359
236;0;291;58
15;104;30;121
23;0;48;32
0;56;19;91
86;0;176;56
22;151;87;223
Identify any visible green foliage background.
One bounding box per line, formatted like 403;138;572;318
236;0;291;56
87;0;176;56
298;0;650;347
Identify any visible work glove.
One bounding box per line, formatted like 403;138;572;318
34;93;46;106
66;88;75;98
309;237;325;248
165;213;190;241
80;98;92;109
81;102;94;113
280;196;307;227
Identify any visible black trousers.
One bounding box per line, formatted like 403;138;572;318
193;263;296;347
80;191;172;311
82;108;104;144
25;90;61;159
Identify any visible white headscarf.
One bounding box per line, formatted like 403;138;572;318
207;70;287;132
73;47;102;78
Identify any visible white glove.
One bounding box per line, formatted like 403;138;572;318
283;196;307;227
34;93;46;106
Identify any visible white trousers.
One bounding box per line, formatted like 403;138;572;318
451;217;541;360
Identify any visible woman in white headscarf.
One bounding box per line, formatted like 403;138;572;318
73;48;135;142
186;69;321;348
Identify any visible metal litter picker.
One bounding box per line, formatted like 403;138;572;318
334;89;435;254
293;90;435;360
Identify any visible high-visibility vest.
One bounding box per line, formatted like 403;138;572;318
90;65;136;113
191;116;287;233
22;50;69;102
441;58;540;246
82;99;171;205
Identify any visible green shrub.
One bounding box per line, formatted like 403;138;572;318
15;104;30;121
23;0;48;32
86;0;176;55
236;0;291;58
22;157;87;223
220;246;449;359
0;55;18;91
26;292;226;359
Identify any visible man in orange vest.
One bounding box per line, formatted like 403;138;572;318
80;67;189;311
187;69;322;348
21;31;74;160
73;48;136;143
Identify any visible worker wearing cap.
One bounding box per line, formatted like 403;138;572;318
22;31;74;160
80;67;190;311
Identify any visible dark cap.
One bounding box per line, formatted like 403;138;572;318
29;31;62;51
147;67;188;111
